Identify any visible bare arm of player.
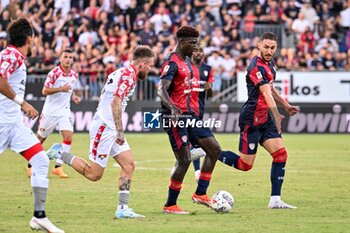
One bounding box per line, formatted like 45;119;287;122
42;83;70;96
271;87;299;116
111;95;125;145
0;76;38;119
260;84;284;134
157;79;181;122
71;91;81;104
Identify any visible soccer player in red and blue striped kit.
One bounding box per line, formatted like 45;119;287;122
169;44;214;183
219;32;299;208
158;26;236;214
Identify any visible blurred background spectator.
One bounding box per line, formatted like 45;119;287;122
0;0;349;101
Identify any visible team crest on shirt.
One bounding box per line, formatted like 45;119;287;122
256;71;262;80
161;65;170;76
181;135;188;143
204;70;208;77
249;143;256;150
98;154;107;160
1;61;10;69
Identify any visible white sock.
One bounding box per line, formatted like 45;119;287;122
62;141;71;153
270;195;281;202
55;158;64;166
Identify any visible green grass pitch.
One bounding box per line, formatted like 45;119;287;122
0;133;349;233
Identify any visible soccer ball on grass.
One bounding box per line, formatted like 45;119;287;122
211;190;234;213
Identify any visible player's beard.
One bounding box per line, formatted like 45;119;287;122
193;56;202;64
138;70;148;80
262;52;273;62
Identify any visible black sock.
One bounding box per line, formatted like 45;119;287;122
219;151;240;168
166;188;180;206
34;210;46;219
193;159;200;171
195;179;209;195
271;162;286;196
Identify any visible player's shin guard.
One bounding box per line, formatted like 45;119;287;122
29;151;49;218
219;151;252;171
166;180;182;206
195;172;211;195
270;148;288;196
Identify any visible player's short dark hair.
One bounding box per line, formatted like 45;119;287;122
260;32;277;42
132;45;155;61
61;48;73;54
7;18;33;47
194;44;203;51
176;26;199;39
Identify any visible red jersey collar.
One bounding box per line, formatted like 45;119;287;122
59;65;71;76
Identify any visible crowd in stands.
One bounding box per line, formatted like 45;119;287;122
0;0;349;99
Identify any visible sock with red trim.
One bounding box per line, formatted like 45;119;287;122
195;172;211;195
271;148;287;196
219;151;252;171
165;180;182;206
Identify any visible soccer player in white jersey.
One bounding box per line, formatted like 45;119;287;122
26;49;81;178
0;18;64;233
46;45;155;219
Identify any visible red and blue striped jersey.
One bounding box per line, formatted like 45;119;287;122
160;53;214;117
192;62;214;119
239;56;277;126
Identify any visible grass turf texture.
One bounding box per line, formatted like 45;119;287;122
0;134;349;233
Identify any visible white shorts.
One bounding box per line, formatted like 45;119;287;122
37;113;73;138
88;116;130;168
0;122;40;154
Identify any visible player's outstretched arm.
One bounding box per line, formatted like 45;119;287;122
112;95;125;145
157;79;181;122
260;84;284;134
271;87;299;116
0;76;38;119
42;83;70;96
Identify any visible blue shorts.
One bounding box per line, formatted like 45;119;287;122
163;114;214;151
239;119;281;155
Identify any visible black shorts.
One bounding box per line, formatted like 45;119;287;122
239;119;281;155
163;114;214;151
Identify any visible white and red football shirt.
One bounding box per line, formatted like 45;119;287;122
96;65;137;130
0;46;27;124
41;65;78;116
